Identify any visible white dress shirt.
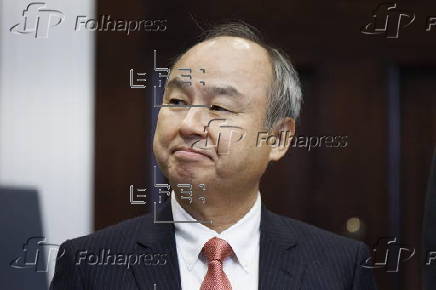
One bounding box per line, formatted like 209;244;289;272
171;191;261;290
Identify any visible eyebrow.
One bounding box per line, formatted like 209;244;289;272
204;86;242;98
165;77;192;90
165;77;243;98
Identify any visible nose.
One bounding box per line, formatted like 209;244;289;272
179;106;208;139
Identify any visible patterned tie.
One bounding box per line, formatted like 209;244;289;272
200;237;234;290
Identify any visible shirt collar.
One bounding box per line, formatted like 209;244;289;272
171;191;261;273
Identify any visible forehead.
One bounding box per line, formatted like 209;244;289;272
170;37;272;98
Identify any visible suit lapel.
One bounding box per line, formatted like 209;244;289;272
259;204;307;290
132;200;181;290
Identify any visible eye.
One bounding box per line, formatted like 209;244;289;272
210;105;230;112
168;98;187;106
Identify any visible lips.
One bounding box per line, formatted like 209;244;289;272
172;145;214;161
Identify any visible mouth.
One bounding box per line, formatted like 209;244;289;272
172;146;214;161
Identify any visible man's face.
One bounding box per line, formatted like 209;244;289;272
153;37;273;191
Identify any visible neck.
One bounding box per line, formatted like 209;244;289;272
174;185;259;233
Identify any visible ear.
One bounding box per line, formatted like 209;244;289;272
268;117;296;162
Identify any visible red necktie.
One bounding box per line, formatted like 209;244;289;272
200;237;234;290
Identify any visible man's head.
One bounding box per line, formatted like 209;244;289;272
153;22;302;193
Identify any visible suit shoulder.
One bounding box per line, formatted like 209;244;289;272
267;211;371;280
266;212;376;289
62;211;153;251
272;211;365;251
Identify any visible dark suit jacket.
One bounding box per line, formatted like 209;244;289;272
50;200;378;290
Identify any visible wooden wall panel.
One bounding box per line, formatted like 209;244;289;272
400;67;436;290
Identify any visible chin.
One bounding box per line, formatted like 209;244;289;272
169;165;212;184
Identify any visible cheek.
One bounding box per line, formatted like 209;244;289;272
155;111;177;141
155;125;169;146
238;130;271;171
153;120;175;176
217;126;265;159
213;116;263;155
214;128;246;155
153;114;175;156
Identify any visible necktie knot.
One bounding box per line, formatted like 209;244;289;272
200;237;234;290
202;237;234;263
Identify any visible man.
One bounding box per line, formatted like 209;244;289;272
51;22;378;290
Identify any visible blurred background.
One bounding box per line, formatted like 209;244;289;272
1;0;435;289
